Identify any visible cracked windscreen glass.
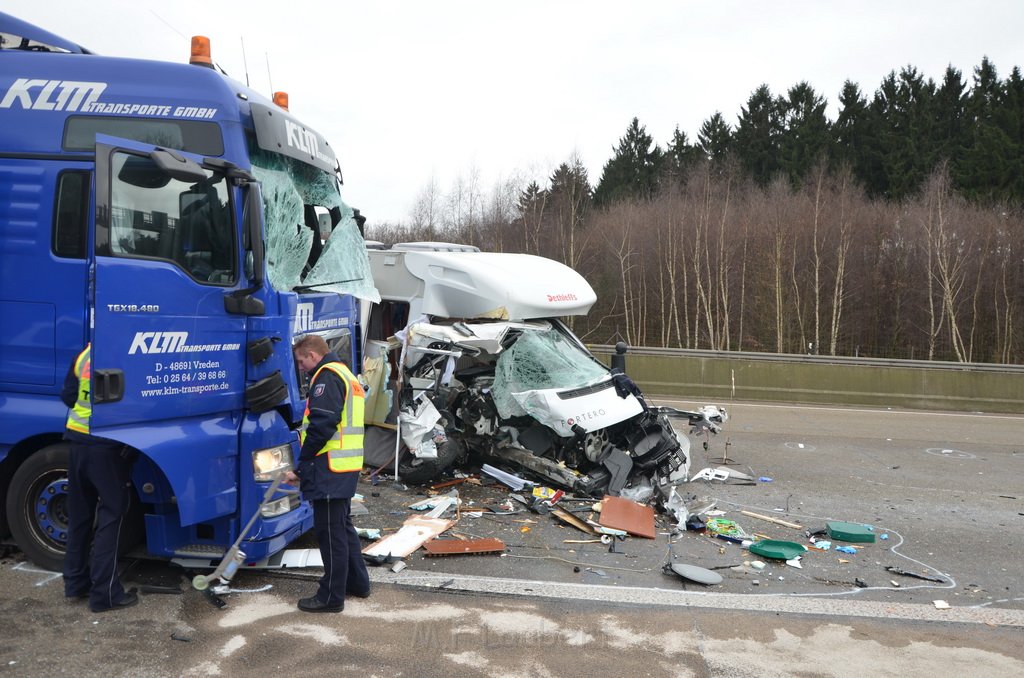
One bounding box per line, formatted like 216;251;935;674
491;326;609;419
251;149;379;301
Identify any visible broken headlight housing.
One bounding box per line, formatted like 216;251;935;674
252;443;294;481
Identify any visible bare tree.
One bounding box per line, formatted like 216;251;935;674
409;176;441;238
828;167;856;356
921;164;970;361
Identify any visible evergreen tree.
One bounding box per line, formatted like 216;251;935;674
697;111;733;163
871;67;938;200
832;80;882;193
593;118;664;206
960;57;1018;202
934;66;969;167
548;158;592;268
734;84;784;186
778;81;830;185
663;125;702;183
1001;66;1024;200
549;159;592;233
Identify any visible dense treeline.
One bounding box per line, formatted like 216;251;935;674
367;59;1024;364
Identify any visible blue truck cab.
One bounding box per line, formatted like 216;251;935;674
0;14;377;570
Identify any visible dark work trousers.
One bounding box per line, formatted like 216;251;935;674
312;497;369;606
62;440;133;609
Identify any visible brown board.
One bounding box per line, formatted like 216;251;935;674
598;495;656;539
423;538;506;556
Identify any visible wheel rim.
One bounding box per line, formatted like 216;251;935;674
29;471;69;550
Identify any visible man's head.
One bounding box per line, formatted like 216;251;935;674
293;334;330;374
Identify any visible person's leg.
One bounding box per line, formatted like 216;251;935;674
86;443;132;611
63;443;95;597
344;500;370;597
313;498;348;607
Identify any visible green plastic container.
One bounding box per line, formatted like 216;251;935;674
748;540;807;560
826;521;876;543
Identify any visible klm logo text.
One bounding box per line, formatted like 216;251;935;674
0;79;106;112
129;331;189;355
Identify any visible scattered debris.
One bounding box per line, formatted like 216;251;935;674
363;516;454;559
550;506;597;534
885;566;946;583
933;600;952;610
705;518;748;540
481;464;535;491
748;540;808;561
356;528;382;540
598;495;656;539
424;538;505;557
835;546;858;554
690;467;756;484
826;521;876;543
740;510;803;530
663;562;723;585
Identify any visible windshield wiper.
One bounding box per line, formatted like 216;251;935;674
293;277;363;292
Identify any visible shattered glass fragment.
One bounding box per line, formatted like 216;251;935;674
251;149;378;301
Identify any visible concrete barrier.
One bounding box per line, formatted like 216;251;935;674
590;346;1024;414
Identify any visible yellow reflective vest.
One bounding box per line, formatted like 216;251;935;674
65;344;92;434
300;362;365;473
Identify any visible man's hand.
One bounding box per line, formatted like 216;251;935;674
283;470;299;484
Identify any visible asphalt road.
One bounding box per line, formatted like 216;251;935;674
1;401;1022;676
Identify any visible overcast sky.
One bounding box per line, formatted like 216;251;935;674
6;1;1023;224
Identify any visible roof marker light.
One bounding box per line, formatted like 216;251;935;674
273;91;289;111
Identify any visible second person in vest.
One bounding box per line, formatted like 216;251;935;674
286;334;370;612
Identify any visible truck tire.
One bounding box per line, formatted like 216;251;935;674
6;443;72;571
397;437;465;486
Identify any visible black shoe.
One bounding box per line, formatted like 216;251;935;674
346;587;371;599
90;591;138;613
298;596;343;613
66;591;90;601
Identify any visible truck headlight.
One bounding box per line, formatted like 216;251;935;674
252;444;293;481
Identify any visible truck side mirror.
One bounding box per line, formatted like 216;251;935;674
243;182;265;286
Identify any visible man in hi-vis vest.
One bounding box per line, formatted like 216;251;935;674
61;343;138;612
286;334;370;612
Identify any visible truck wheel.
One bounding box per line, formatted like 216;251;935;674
398;437;465;485
6;443;71;572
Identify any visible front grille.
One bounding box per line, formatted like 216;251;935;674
556;380;613;400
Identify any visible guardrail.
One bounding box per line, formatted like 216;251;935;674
588;345;1024;414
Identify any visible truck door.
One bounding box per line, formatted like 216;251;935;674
89;140;246;430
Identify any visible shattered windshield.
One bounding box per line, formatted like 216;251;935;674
492;326;610;419
251;149;379;301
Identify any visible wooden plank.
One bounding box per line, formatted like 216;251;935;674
739;510;803;530
550;506;597;534
423;538;505;556
598;495;656;539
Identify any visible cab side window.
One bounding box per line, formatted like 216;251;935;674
52;171;90;259
107;152;236;285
